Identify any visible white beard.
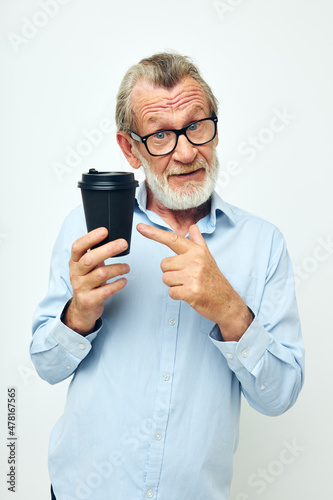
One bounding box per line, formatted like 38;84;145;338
135;146;219;211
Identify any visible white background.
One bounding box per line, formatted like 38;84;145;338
0;0;332;498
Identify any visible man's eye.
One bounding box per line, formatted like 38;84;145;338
188;122;199;131
154;132;167;140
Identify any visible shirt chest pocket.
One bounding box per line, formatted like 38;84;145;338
200;272;257;335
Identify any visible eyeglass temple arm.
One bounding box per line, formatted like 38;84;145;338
130;131;143;142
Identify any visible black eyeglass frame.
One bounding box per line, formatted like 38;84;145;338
130;114;218;157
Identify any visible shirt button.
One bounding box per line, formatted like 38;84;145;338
226;353;234;359
146;490;154;498
66;365;71;370
155;432;162;441
242;349;249;358
162;373;170;381
78;343;86;350
168;318;176;326
260;385;266;391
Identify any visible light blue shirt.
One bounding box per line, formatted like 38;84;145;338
31;182;304;500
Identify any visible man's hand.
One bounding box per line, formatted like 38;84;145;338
137;223;253;342
64;227;130;336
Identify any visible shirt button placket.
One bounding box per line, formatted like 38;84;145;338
143;298;179;497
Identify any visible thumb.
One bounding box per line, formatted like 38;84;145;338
188;224;208;249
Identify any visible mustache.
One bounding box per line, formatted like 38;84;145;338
166;159;208;177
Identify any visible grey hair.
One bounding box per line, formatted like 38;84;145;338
115;52;218;133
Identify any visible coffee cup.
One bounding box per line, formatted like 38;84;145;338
78;169;139;256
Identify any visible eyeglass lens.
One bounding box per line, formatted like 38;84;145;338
146;119;215;155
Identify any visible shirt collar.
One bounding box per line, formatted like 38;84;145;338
136;181;235;232
210;191;235;226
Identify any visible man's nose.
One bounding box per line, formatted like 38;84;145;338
172;134;197;164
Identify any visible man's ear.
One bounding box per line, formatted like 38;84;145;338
116;131;142;170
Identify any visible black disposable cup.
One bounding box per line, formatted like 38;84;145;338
78;169;139;256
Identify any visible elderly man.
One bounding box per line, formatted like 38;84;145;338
31;52;304;500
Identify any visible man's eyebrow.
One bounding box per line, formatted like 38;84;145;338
145;106;208;129
146;115;164;126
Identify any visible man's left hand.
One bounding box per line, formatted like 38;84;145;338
136;223;253;342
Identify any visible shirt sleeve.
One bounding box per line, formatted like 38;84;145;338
30;212;103;385
209;229;305;417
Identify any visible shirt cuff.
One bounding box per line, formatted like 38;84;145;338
48;303;103;360
209;315;271;373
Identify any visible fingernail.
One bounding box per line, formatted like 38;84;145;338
119;239;128;250
137;223;148;233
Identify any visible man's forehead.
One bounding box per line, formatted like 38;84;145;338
131;76;209;123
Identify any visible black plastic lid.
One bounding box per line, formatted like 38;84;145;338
78;169;139;190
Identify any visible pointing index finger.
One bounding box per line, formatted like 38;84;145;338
136;223;193;255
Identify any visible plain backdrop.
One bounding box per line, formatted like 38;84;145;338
0;0;332;498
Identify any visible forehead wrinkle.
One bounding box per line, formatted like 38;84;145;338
140;90;207;118
131;78;209;131
145;104;207;127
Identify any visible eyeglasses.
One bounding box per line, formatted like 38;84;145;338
130;114;218;157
